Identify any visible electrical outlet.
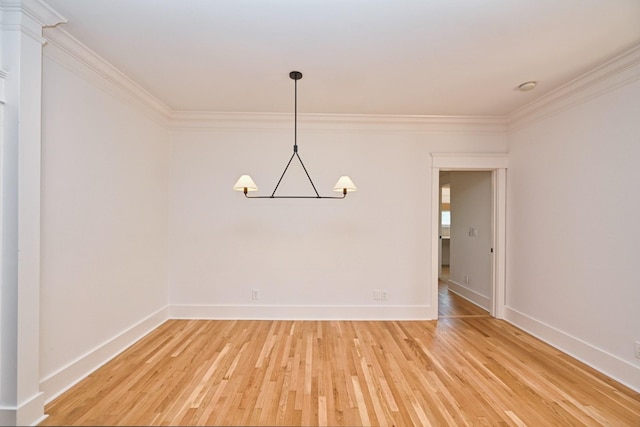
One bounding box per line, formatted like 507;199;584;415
381;290;389;301
251;289;260;300
464;275;470;284
373;290;382;300
635;341;640;359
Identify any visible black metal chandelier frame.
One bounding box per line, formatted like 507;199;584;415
234;71;355;199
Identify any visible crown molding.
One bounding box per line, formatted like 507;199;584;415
1;0;65;45
170;110;507;135
0;0;66;27
39;24;507;135
43;26;172;124
507;44;640;131
33;11;507;135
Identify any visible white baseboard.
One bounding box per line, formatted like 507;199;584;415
0;408;15;427
504;306;640;393
0;391;46;426
40;306;170;404
169;304;434;320
447;280;491;311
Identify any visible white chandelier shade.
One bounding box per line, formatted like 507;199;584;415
333;176;357;195
232;175;259;192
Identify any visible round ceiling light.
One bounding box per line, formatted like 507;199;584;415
517;81;537;92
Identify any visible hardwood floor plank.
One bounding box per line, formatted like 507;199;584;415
350;375;370;426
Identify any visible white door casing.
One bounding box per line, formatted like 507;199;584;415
430;153;507;319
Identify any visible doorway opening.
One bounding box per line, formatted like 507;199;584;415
430;154;507;320
438;171;492;318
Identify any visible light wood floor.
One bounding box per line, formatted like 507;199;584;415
41;288;640;426
438;280;489;318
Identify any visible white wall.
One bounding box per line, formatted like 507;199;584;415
38;35;170;401
506;50;640;390
168;119;506;319
448;171;492;310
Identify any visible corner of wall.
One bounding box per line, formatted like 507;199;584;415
40;306;170;405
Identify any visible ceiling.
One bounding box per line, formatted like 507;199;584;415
43;0;640;116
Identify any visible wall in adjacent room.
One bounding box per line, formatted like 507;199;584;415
39;29;171;401
448;171;492;310
168;116;506;320
506;48;640;391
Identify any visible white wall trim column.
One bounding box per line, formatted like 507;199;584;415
0;1;65;425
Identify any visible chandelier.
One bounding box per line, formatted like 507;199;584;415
233;71;356;199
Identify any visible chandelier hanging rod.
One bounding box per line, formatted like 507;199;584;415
233;71;356;199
